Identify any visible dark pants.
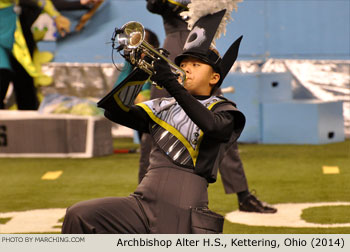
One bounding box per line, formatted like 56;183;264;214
0;3;39;111
0;56;39;110
61;196;149;234
0;69;12;109
218;141;248;194
62;165;208;234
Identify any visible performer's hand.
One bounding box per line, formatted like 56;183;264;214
151;58;178;87
55;15;71;37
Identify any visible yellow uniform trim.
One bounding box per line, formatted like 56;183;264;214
0;1;13;8
167;0;189;10
113;80;147;112
37;0;61;18
12;19;39;77
137;99;223;166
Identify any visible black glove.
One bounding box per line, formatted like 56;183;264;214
150;58;178;88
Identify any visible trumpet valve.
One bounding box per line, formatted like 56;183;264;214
159;48;170;58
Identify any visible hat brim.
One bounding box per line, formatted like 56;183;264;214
175;52;221;74
175;52;224;94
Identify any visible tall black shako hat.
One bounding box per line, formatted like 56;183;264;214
175;9;243;92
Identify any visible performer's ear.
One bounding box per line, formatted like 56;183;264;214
209;72;220;85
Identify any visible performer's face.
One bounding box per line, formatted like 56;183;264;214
179;57;220;96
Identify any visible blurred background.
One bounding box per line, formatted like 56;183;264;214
48;0;350;62
35;0;350;143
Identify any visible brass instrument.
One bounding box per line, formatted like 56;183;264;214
112;21;186;85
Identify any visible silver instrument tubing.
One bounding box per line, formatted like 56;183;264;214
116;21;186;85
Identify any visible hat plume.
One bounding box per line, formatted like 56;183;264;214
181;0;243;42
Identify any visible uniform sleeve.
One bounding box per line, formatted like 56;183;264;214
165;83;241;140
104;104;151;133
150;58;245;141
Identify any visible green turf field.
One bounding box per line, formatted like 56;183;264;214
0;138;349;233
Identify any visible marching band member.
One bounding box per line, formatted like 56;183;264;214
62;9;245;233
145;0;277;213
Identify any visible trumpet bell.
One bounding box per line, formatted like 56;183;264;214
117;21;145;48
114;21;186;85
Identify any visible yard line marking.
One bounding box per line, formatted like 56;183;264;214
2;203;350;233
0;208;66;233
226;202;350;228
41;171;63;180
322;166;340;174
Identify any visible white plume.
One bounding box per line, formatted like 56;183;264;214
180;0;243;43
